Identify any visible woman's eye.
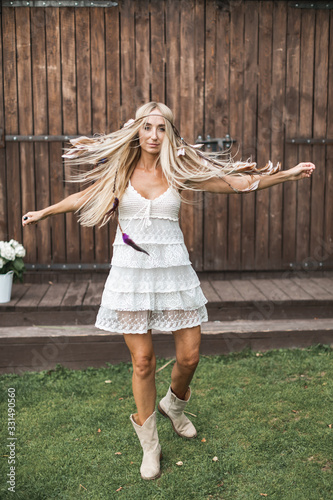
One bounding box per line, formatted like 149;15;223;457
159;128;165;132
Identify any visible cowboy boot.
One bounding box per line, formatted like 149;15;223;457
158;386;197;439
130;411;162;480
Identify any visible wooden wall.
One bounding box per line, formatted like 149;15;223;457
1;1;332;271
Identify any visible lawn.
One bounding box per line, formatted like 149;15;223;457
1;345;332;499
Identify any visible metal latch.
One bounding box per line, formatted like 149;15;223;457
196;134;236;153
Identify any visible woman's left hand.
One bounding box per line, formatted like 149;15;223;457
287;162;316;181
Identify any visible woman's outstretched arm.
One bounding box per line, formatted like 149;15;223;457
196;162;315;194
22;183;96;227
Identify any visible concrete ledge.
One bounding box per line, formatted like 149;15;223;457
1;319;332;374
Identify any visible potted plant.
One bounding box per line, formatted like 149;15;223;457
0;239;26;303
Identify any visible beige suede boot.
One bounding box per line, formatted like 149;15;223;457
158;386;197;439
130;411;162;480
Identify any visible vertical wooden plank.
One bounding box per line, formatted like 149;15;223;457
106;4;121;131
283;4;300;266
105;3;120;257
269;1;286;268
179;0;202;270
76;7;94;264
150;0;165;103
31;7;51;264
204;0;229;270
45;7;66;263
165;0;180;121
241;1;258;270
91;7;109;264
325;11;333;266
16;7;36;262
255;1;272;270
135;0;150;106
3;7;21;243
193;0;205;270
120;0;136;123
61;7;79;263
0;11;6;241
228;0;244;270
296;9;315;264
310;10;328;261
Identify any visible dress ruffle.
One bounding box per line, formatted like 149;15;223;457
95;305;208;334
94;183;208;334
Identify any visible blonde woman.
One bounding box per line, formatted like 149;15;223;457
22;102;315;480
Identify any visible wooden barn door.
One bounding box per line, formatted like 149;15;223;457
1;1;332;272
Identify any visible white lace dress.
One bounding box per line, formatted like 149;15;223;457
95;180;208;334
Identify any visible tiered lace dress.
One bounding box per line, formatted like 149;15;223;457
95;180;208;334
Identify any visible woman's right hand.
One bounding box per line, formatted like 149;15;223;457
22;210;47;227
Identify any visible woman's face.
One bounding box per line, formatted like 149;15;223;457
138;109;166;155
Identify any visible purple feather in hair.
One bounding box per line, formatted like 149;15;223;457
122;232;150;255
105;197;119;218
117;220;149;255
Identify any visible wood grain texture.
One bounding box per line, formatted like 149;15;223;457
325;11;333;266
0;15;6;241
45;8;66;263
310;10;328;263
179;0;203;270
283;5;300;266
296;9;314;263
1;2;331;272
150;0;165;103
60;7;79;263
228;0;244;270
16;8;36;260
242;2;258;270
3;8;21;243
135;0;150;106
120;0;136;123
204;1;228;271
269;1;286;269
255;2;272;270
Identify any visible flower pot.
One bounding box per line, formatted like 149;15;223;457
0;271;14;303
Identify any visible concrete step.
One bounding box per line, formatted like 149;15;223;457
1;318;332;374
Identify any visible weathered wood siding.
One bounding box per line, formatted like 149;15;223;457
1;1;332;271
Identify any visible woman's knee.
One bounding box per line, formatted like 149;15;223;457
132;352;156;379
177;349;200;371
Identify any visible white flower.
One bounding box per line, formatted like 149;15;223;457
0;242;15;261
0;257;4;269
9;239;19;248
14;244;26;258
123;118;135;128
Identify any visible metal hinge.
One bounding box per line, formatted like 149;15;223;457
3;1;118;7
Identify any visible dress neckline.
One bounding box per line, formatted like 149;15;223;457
128;179;171;202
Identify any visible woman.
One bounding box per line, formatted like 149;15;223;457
22;102;315;480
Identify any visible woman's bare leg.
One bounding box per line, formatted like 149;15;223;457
171;325;201;400
123;330;156;425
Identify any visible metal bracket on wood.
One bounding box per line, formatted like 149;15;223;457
25;263;111;271
196;134;236;153
5;134;78;142
289;2;333;8
286;138;333;145
3;1;118;7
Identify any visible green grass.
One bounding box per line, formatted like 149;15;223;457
0;345;332;500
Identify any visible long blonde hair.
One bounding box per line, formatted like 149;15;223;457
63;102;278;227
